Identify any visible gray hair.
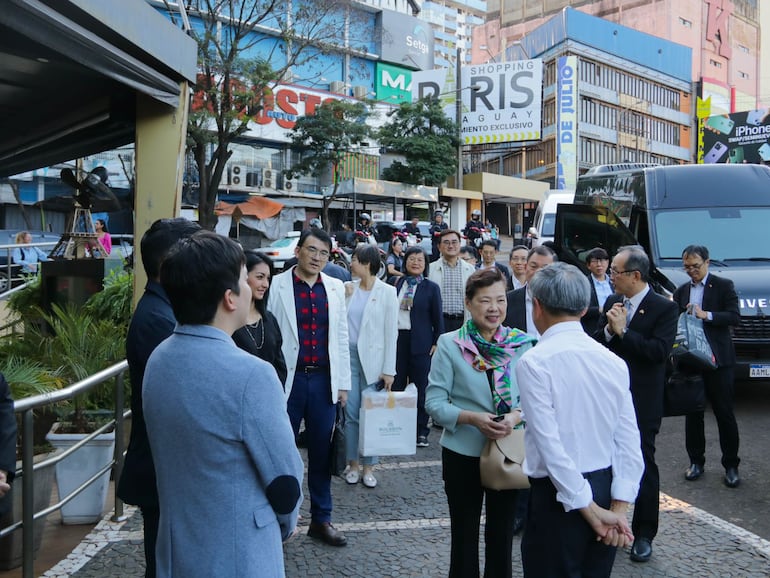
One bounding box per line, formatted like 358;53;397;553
528;262;590;315
617;244;650;282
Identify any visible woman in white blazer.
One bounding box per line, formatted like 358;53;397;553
344;244;399;488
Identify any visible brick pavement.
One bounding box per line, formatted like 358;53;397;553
43;436;770;577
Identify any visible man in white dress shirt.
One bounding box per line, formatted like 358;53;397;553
515;263;644;577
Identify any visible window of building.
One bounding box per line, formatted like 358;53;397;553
738;44;749;54
738;71;749;79
679;17;692;28
710;59;722;68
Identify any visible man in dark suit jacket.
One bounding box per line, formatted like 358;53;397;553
478;240;511;287
672;245;741;488
504;245;557;336
595;245;678;564
582;247;614;333
116;218;200;578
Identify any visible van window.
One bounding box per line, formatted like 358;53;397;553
541;214;556;237
654;207;770;261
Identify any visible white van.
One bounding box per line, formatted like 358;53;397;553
528;190;574;247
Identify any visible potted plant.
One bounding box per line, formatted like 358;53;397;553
41;303;126;524
0;357;62;570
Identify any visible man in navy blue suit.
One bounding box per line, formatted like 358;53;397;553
672;245;741;488
117;218;200;578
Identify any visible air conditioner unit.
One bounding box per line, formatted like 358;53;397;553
230;164;247;186
352;85;368;99
283;173;294;191
246;171;260;188
262;168;274;189
330;81;346;94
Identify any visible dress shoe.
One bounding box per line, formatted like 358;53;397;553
685;463;704;481
724;467;740;488
512;517;525;536
630;537;652;563
308;522;348;547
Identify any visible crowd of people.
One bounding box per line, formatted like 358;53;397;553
114;214;741;578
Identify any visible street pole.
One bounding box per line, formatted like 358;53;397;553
456;45;463;191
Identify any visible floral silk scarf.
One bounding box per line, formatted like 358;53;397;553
454;320;536;414
400;275;423;311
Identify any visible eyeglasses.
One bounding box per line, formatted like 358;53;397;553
303;246;330;259
683;262;705;271
609;267;638;276
441;239;460;246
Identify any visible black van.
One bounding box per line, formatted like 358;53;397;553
554;163;770;380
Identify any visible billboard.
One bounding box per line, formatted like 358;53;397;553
460;60;543;144
556;56;577;190
375;62;413;104
701;109;770;165
410;68;457;120
377;10;434;71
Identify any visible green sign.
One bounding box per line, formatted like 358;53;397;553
375;62;413;103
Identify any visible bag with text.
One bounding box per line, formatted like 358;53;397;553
359;384;417;457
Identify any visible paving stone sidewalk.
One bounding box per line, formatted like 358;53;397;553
43;439;770;577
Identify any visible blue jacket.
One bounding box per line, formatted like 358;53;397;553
394;277;443;355
144;324;303;577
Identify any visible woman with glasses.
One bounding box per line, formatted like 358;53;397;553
233;251;287;386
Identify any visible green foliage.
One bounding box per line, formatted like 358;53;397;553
84;269;133;330
6;274;42;323
2;356;63;400
378;97;459;186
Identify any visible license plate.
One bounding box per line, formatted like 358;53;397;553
749;364;770;378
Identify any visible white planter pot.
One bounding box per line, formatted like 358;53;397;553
46;423;115;525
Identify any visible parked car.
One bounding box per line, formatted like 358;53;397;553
254;231;301;271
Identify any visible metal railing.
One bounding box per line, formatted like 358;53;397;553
0;241;58;299
2;360;130;578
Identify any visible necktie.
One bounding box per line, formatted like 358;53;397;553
624;298;633;327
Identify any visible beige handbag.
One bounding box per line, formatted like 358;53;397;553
479;428;530;490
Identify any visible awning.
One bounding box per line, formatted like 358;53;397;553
462;173;549;205
336;178;439;203
440;186;484;200
0;0;197;177
215;196;284;220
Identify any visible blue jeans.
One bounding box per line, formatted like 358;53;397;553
344;345;378;466
286;370;336;524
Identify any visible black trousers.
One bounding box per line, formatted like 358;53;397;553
686;366;740;469
443;315;464;334
442;447;518;578
522;468;616;578
393;330;431;438
632;418;660;541
140;505;160;578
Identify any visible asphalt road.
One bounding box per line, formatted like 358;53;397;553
656;378;770;540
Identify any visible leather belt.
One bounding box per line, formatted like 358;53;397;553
298;365;328;374
443;313;464;320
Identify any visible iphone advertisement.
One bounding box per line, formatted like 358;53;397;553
701;109;770;165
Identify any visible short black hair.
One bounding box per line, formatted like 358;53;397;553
140;218;201;279
161;231;245;325
459;245;478;260
528;245;558;262
480;239;497;251
682;245;709;261
298;228;332;252
585;247;609;263
509;245;529;259
353;244;381;276
403;246;429;276
244;250;274;315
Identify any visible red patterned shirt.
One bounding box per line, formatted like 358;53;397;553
292;271;330;367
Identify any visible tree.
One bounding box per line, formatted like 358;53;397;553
378;97;459;187
287;100;372;229
178;0;363;229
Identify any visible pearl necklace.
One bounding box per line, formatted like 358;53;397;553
245;319;265;350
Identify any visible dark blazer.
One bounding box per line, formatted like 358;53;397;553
395;277;444;354
504;287;528;332
117;281;176;508
672;273;739;368
595;290;678;422
582;274;614;333
0;374;17;516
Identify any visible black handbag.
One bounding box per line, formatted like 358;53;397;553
664;370;706;417
329;404;347;477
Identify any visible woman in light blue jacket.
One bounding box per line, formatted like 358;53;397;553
344;244;399;488
426;268;536;578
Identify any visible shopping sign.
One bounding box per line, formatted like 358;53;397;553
460;60;543;144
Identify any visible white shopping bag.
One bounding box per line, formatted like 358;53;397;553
359;384;417;457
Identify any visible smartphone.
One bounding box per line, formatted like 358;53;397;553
705;115;735;135
728;146;744;164
375;379;386;391
492;415;505;422
704;142;728;163
758;143;770;162
746;109;766;126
